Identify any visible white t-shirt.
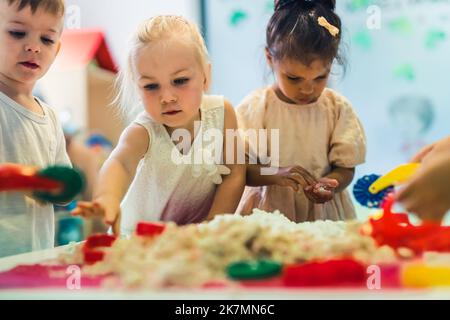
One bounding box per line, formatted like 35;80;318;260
0;91;71;258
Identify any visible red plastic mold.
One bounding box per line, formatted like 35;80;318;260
136;221;166;237
83;234;117;264
0;164;61;192
369;193;450;254
282;259;367;287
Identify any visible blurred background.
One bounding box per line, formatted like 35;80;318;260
34;0;450;242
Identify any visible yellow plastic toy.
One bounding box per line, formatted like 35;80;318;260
353;163;420;208
402;263;450;288
369;163;420;194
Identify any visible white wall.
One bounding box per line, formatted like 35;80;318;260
64;0;201;67
205;0;272;106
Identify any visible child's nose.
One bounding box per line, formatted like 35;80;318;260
300;83;314;95
24;43;41;54
160;89;177;104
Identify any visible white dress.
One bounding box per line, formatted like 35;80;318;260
120;95;227;235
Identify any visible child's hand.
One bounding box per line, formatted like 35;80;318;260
304;178;339;204
397;152;450;222
71;195;121;226
411;136;450;164
411;143;436;163
273;166;317;192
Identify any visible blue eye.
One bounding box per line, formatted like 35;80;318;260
41;37;55;45
9;31;26;39
173;78;189;85
144;84;159;91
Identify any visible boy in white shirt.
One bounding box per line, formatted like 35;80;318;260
0;0;71;257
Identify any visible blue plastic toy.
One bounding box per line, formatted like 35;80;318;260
353;174;394;208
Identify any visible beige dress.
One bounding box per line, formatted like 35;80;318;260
236;87;367;222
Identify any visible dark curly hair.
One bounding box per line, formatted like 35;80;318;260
267;0;344;66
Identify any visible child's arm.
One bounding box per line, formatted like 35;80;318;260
411;136;450;163
246;164;316;192
324;166;354;193
246;164;276;186
207;101;246;219
72;124;149;227
66;141;100;200
247;164;353;204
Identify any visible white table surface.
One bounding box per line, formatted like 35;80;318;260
1;246;449;300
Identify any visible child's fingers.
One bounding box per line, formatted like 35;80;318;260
76;201;94;209
312;187;333;202
71;207;94;218
399;185;446;222
313;179;337;192
417;208;443;223
280;178;299;192
409;204;441;222
290;166;316;185
304;186;323;203
104;208;119;226
71;201;103;218
304;184;333;203
70;202;92;216
91;202;107;218
410;143;435;163
395;178;418;203
300;169;317;184
404;199;428;220
111;212;121;235
319;178;339;189
70;207;82;216
314;186;333;196
288;173;308;189
395;187;410;203
422;206;447;222
397;185;425;215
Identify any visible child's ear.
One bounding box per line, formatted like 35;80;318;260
265;47;274;67
203;63;212;91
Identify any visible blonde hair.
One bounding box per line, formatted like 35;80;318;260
114;15;210;122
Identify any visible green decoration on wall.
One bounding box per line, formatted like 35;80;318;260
394;64;416;82
266;0;275;13
388;17;413;35
425;29;447;49
353;30;373;50
230;9;248;27
345;0;372;12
